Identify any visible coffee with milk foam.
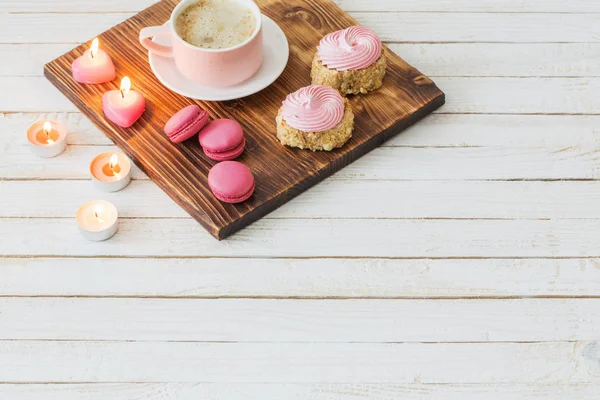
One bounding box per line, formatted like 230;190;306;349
176;0;257;49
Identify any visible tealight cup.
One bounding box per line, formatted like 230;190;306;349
76;200;119;241
90;151;132;192
27;120;68;158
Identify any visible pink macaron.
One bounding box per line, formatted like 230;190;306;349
198;119;246;161
208;161;255;204
165;105;209;143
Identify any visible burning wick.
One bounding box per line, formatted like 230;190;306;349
120;76;131;99
43;121;54;145
94;205;105;223
90;38;99;59
109;154;120;176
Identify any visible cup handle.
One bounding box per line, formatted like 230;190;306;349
139;24;174;58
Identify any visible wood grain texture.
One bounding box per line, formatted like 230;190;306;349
1;257;599;298
0;298;598;342
5;0;600;12
2;383;600;400
4;113;600;148
6;143;600;181
7;180;600;219
2;341;599;383
6;12;600;44
6;43;600;78
6;218;600;258
3;0;600;396
393;43;600;78
338;0;600;12
43;0;444;239
14;76;600;113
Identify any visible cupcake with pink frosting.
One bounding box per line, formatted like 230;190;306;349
311;26;386;95
276;85;354;151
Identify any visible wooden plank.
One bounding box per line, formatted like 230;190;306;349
5;143;600;181
4;0;598;392
0;44;77;77
6;76;600;113
0;13;134;44
0;298;598;342
4;0;600;12
337;0;600;12
4;218;600;258
4;114;600;183
5;180;600;219
5;43;600;78
393;43;600;78
358;13;600;43
1;257;599;298
0;145;147;180
0;112;113;145
44;0;444;240
1;341;598;383
3;12;600;44
1;383;599;400
1;0;158;12
438;77;600;114
0;78;76;112
392;114;600;147
3;113;600;148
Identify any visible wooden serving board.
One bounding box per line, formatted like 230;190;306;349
44;0;445;240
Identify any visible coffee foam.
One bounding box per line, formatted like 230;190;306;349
176;0;257;49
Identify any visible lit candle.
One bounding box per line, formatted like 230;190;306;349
26;120;68;158
90;151;132;192
76;200;119;241
102;76;146;128
72;37;116;84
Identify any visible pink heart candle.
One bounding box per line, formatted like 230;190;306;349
72;38;116;84
102;77;146;128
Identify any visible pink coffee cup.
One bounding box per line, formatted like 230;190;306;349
139;0;264;87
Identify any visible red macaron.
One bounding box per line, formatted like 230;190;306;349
198;119;246;161
164;105;209;143
208;161;255;204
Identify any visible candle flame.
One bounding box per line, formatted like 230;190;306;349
90;38;99;59
109;154;119;171
120;76;131;98
94;205;105;223
43;122;52;134
43;121;54;145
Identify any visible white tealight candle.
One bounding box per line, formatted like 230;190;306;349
76;200;119;241
27;120;68;158
90;152;132;192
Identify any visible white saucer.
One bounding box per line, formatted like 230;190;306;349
149;16;289;101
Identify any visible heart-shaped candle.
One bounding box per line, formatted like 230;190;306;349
102;77;146;128
72;38;116;84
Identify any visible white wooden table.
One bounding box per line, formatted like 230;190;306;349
1;0;600;398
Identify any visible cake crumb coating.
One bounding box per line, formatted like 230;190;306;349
276;98;354;152
311;51;387;95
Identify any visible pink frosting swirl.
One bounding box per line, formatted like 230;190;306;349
317;26;382;71
281;85;344;132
